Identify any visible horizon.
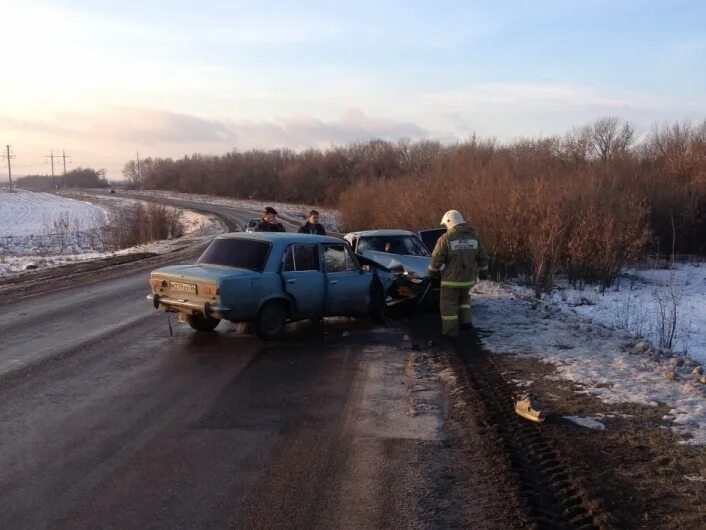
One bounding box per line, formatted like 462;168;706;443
2;0;705;179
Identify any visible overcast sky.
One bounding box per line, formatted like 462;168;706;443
1;0;705;178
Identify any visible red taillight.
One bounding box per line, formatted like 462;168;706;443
201;285;219;296
149;278;168;289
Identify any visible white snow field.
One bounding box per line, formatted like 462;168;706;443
472;281;706;445
0;188;107;239
0;189;224;276
546;264;706;364
0;189;108;273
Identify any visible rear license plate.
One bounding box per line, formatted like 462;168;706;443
170;281;197;294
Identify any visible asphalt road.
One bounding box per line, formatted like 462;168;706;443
0;200;464;529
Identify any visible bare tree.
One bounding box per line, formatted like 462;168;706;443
122;160;143;190
562;125;593;166
590;117;634;164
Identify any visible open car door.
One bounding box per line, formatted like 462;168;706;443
418;228;447;254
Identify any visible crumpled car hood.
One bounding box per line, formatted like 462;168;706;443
360;250;430;279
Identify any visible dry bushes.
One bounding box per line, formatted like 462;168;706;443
339;128;678;294
105;202;183;249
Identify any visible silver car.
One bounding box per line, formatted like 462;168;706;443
244;218;260;233
344;228;446;307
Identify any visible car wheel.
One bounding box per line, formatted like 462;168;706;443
368;281;386;324
256;301;288;340
187;313;220;332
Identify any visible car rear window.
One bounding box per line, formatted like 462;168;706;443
197;238;271;271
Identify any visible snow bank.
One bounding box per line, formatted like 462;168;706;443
0;189;225;276
472;281;706;445
0;188;107;240
546;264;706;364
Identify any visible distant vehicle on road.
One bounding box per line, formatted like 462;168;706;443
344;228;446;307
244;218;260;232
147;232;393;339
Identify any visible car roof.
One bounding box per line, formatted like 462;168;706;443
346;229;416;237
217;232;342;244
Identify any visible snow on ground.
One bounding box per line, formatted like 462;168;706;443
546;263;706;364
132;190;342;231
0;189;225;276
563;416;606;430
472;281;706;445
0;188;107;241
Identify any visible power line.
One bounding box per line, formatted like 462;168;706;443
2;145;15;189
60;150;71;188
46;149;59;188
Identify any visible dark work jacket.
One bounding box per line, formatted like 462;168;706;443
255;220;286;232
297;222;326;235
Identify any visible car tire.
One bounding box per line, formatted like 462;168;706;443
368;281;386;324
256;301;288;340
187;313;220;332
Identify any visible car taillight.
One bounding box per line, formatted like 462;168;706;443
149;278;167;289
201;285;219;296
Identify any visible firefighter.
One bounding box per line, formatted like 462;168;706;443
428;210;489;337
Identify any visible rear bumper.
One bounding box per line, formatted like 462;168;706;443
146;294;231;319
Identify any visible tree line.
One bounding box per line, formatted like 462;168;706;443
15;168;109;190
123;117;706;293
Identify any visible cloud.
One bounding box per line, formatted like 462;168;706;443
0;107;428;176
423;82;662;111
419;82;706;138
232;108;428;149
0;107;427;149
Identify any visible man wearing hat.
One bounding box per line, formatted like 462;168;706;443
255;206;286;232
428;210;489;337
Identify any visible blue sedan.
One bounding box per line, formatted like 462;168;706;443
147;232;392;339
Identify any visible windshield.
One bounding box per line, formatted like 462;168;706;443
357;235;429;257
197;238;271;271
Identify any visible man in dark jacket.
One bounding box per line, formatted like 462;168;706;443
298;210;326;235
255;206;286;232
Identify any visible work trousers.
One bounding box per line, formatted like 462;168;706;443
439;285;472;337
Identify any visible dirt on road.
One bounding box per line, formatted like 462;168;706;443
401;313;706;530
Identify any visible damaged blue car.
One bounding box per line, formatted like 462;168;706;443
147;232;393;339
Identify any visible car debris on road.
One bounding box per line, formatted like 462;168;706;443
514;393;547;423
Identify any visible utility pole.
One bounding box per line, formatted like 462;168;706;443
46;149;58;188
3;145;15;189
60;150;71;188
